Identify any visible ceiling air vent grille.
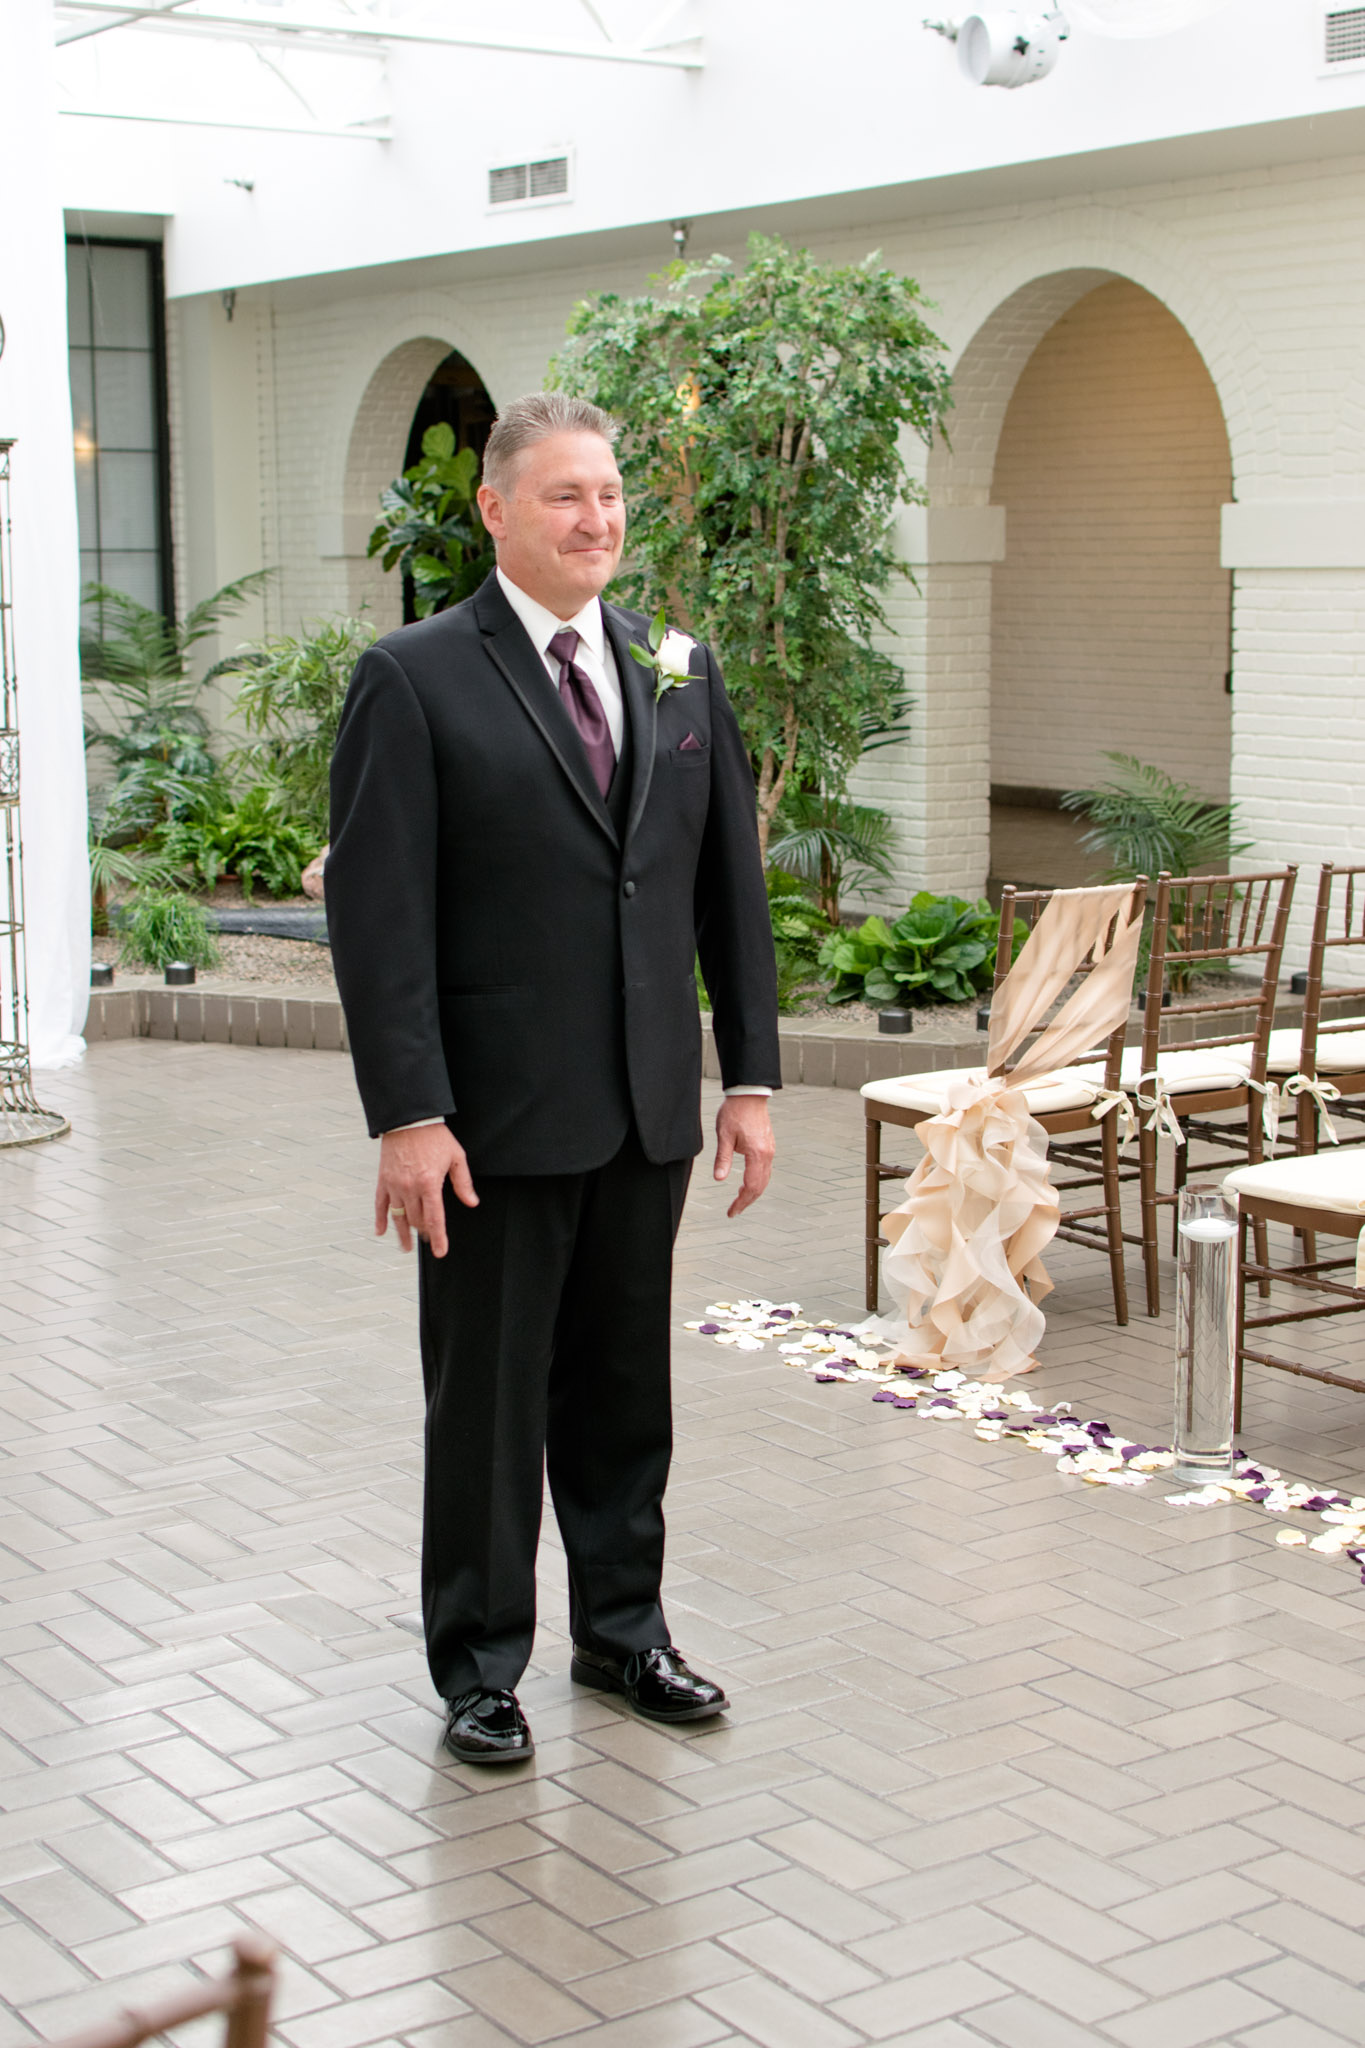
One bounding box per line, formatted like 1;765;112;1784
1326;7;1365;62
488;155;571;208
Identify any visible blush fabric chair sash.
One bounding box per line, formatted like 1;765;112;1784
869;884;1145;1381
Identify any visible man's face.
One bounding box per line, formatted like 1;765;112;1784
478;431;625;619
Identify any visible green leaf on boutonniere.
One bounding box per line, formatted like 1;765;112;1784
648;605;666;654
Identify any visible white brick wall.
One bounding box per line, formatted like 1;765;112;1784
166;153;1365;953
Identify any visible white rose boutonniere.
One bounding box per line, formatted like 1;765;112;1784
629;607;697;703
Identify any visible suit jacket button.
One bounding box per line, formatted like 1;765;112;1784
622;880;637;898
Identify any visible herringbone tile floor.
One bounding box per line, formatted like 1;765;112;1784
3;1041;1365;2047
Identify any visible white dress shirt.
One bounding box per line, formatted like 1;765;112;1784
496;567;625;758
386;569;769;1128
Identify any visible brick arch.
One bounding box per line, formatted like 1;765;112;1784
340;335;459;624
926;204;1273;504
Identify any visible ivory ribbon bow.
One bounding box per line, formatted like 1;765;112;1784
1284;1072;1342;1143
869;886;1144;1380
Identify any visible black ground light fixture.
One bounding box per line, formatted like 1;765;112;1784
165;962;197;986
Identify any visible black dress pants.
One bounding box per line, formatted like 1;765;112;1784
416;1127;693;1699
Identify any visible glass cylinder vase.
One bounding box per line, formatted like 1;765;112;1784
1172;1182;1238;1483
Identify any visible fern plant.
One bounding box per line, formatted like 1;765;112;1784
1061;754;1250;882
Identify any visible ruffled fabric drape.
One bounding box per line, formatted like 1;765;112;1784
871;885;1145;1379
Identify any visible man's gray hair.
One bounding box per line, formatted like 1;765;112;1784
482;391;620;493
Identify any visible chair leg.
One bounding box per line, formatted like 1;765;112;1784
1139;1125;1161;1317
1233;1207;1247;1434
1296;1097;1319;1267
1171;1135;1189;1254
1247;1111;1272;1299
865;1115;882;1314
1100;1114;1129;1327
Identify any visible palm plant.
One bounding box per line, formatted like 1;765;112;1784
1061;754;1250;882
1063;754;1252;991
766;788;896;924
82;572;270;826
209;614;374;838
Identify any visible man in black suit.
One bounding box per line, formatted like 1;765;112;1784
328;391;780;1764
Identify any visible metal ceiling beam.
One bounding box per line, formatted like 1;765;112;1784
53;2;704;67
58;104;390;138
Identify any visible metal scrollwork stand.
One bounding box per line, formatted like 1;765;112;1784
0;439;70;1145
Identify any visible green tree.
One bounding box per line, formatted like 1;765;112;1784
551;234;951;855
367;422;495;618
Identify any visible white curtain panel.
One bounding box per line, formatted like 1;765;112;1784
0;0;90;1069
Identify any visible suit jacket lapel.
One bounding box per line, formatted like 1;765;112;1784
603;603;657;851
472;576;617;847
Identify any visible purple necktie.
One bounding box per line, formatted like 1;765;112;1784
547;627;615;799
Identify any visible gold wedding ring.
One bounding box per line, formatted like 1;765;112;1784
390;1205;407;1217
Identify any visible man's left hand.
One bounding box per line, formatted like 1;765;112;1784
713;1095;776;1218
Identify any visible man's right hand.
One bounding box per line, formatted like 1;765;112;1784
376;1124;478;1257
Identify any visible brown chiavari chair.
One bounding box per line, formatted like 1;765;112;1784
1131;866;1297;1316
862;879;1146;1324
1225;1151;1365;1425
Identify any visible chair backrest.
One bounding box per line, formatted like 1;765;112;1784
1299;862;1365;1079
993;880;1147;1087
1139;866;1298;1083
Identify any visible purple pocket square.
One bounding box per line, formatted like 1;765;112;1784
679;732;703;751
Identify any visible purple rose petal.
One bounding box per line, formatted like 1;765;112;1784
872;1387;899;1403
1247;1485;1271;1501
698;1323;720;1336
1120;1445;1149;1461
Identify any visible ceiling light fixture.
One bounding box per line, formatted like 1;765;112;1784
924;9;1069;86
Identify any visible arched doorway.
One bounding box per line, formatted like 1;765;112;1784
340;337;495;629
398;350;496;623
987;280;1232;888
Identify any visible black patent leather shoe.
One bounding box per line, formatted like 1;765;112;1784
442;1688;534;1765
571;1644;728;1723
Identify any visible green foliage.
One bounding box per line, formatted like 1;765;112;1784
767;788;895;924
82;572;269;828
367;423;494;618
551;233;951;851
208;615;374;838
119;891;220;972
1061;754;1251;882
819;893;1011;1008
766;870;836;1012
155;783;322;902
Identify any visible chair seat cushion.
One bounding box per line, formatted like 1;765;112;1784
1225;1151;1365;1216
1224;1018;1365;1075
1072;1046;1252;1095
861;1065;1102;1116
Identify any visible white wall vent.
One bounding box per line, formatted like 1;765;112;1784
487;155;572;210
1325;6;1365;63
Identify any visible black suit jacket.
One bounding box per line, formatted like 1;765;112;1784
327;572;781;1172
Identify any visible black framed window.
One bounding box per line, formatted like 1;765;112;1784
66;237;173;617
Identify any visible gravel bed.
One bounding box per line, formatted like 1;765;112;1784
94;930;337;993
